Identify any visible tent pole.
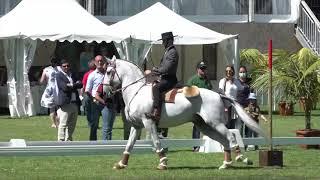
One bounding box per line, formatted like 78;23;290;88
87;0;94;15
234;36;239;76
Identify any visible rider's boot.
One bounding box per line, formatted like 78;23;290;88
146;107;161;122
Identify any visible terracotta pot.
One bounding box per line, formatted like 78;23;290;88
296;129;320;149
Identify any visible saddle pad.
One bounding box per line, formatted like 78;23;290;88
164;86;200;103
181;85;200;97
164;88;178;103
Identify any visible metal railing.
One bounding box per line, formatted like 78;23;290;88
296;1;320;55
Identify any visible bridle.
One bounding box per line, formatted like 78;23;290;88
104;61;146;96
104;61;146;120
103;63;121;95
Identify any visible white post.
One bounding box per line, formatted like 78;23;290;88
248;0;255;22
233;36;239;76
87;0;94;15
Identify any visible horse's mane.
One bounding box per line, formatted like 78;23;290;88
116;59;145;78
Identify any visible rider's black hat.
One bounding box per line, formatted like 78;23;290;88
158;32;177;41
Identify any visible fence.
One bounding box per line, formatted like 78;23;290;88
1;137;319;156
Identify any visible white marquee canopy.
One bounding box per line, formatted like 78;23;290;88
0;0;120;42
108;2;237;69
0;0;120;117
108;2;236;45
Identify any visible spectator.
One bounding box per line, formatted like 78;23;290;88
40;57;61;128
56;59;82;141
237;66;251;107
94;82;117;140
244;93;264;150
81;59;96;126
85;55;106;141
218;65;250;164
236;65;251;136
187;61;212;152
218;65;243;129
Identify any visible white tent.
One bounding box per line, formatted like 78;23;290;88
0;0;120;117
109;2;235;45
108;2;237;68
0;0;120;42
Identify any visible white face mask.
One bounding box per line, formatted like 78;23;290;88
239;72;246;78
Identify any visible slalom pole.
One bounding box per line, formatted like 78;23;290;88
268;39;273;151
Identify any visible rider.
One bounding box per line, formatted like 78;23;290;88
146;32;179;122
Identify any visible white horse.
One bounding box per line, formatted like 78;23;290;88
103;59;265;170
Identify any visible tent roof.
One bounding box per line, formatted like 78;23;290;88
108;2;236;45
0;0;121;43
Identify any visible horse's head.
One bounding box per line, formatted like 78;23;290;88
103;57;122;97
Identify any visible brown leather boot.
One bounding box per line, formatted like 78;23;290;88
146;108;161;122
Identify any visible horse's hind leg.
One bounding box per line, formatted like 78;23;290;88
113;127;142;169
195;118;252;167
193;118;233;169
143;120;168;170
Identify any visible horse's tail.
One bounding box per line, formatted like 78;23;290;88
220;94;268;140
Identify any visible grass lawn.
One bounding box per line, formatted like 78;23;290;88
0;108;320;179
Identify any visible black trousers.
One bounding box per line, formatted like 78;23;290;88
152;76;177;109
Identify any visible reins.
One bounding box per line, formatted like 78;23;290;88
104;75;146;95
104;60;149;121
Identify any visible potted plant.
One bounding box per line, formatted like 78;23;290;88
240;48;296;116
241;48;320;148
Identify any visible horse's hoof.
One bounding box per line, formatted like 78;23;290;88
218;161;232;170
157;164;167;170
236;155;253;165
113;162;127;170
243;158;253;165
235;154;244;162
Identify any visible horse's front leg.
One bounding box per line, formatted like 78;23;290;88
144;120;168;170
113;127;141;169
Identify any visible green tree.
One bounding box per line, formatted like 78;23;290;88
241;48;320;129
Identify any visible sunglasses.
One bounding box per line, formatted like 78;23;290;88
96;59;105;63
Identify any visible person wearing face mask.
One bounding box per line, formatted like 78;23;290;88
236;66;251;136
237;66;251;108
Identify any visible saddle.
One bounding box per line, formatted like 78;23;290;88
164;85;200;103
